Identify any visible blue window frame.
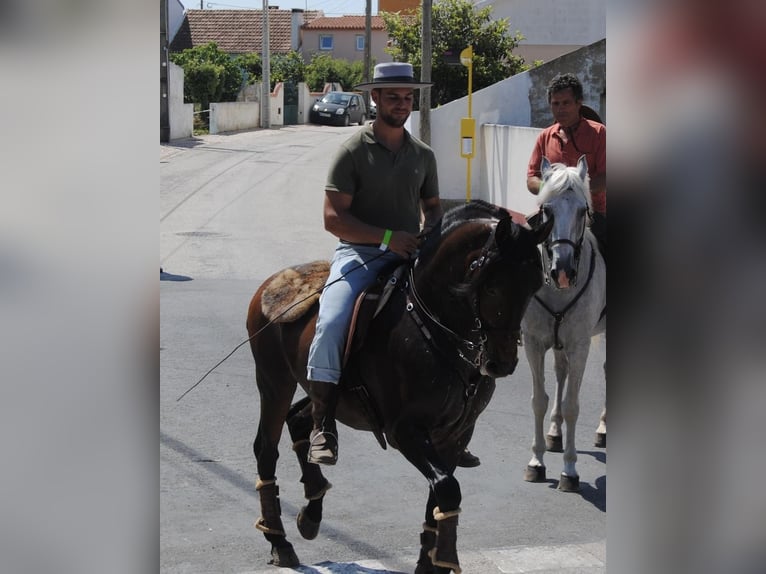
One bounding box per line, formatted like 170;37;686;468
319;35;333;51
356;35;365;51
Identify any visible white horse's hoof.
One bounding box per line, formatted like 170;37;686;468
594;432;606;448
524;464;546;482
545;434;563;452
558;474;580;492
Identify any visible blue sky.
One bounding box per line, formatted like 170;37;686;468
178;0;377;16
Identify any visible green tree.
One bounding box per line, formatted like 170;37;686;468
233;52;263;85
382;0;530;106
304;53;366;92
270;51;306;87
170;42;243;113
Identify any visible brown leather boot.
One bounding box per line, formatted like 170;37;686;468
307;381;339;465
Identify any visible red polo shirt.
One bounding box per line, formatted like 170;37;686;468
527;118;606;214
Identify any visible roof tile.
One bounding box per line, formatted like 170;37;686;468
170;9;322;54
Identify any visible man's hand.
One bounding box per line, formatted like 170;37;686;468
388;231;420;259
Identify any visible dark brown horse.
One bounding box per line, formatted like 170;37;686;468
245;200;552;573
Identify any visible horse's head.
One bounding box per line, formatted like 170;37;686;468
443;212;552;378
538;155;592;289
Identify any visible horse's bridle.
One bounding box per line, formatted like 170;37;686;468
403;220;532;382
538;189;591;287
405;265;487;376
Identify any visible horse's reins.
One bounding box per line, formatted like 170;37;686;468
405;266;486;374
404;222;504;379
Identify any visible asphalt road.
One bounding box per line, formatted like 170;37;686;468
160;125;606;574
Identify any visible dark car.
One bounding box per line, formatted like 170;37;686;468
368;98;377;119
309;91;367;126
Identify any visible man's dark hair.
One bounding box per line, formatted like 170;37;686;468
546;73;583;102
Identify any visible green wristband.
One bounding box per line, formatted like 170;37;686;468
379;228;393;251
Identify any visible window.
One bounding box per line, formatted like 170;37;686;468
355;35;365;51
319;35;333;51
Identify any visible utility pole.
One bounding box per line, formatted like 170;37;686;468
261;0;271;128
160;0;170;142
363;0;371;93
420;0;432;144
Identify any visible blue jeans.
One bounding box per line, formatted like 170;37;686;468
306;243;404;384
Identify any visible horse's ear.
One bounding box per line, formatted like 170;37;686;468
540;157;552;178
530;214;554;245
494;215;518;248
577;155;588;182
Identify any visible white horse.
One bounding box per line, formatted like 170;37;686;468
521;156;606;492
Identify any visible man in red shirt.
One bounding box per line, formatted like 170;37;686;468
527;73;606;258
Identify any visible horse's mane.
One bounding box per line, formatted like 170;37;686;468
417;200;509;264
538;163;593;212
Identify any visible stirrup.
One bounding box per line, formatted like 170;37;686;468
308;429;338;465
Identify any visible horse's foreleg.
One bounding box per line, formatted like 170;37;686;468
558;345;589;492
414;490;439;574
287;398;332;540
546;348;568;453
252;368;299;567
524;339;549;482
595;360;606;448
394;424;462;574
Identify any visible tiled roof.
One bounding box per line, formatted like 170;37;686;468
302;15;386;30
170;9;322;54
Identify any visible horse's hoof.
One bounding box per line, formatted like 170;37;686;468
296;506;321;540
558;473;580;492
269;543;299;568
594;432;606;448
545;434;563;452
524;464;546;482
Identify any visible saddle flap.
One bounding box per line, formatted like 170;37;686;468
342;263;407;367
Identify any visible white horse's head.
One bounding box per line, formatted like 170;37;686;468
537;156;592;289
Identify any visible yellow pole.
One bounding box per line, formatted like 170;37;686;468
460;47;473;202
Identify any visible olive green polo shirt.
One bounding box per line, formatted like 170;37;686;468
325;124;439;234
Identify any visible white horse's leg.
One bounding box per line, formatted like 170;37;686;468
546;349;568;452
524;339;549;482
595;399;606;448
594;337;606;448
558;343;589;492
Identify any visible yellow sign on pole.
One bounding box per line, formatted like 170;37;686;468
460;46;474;202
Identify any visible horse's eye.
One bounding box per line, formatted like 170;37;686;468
483;285;498;297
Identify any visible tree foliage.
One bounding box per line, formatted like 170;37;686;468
270;51;307;87
233;52;262;85
304;53;366;92
170;42;243;110
382;0;530;106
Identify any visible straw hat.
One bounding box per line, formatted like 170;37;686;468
354;62;432;90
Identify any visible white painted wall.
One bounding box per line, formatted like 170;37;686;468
475;0;605;63
482;124;541;214
477;0;605;45
168;62;193;140
410;70;535;203
168;0;186;43
209;102;261;134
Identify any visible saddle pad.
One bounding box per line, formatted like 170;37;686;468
261;260;330;323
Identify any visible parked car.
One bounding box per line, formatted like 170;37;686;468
368;98;377;119
309;91;367;126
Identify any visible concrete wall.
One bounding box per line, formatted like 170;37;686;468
168;62;193;140
483;0;605;64
409;39;604;205
209;102;261;134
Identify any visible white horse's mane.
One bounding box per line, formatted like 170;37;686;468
538;163;593;212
